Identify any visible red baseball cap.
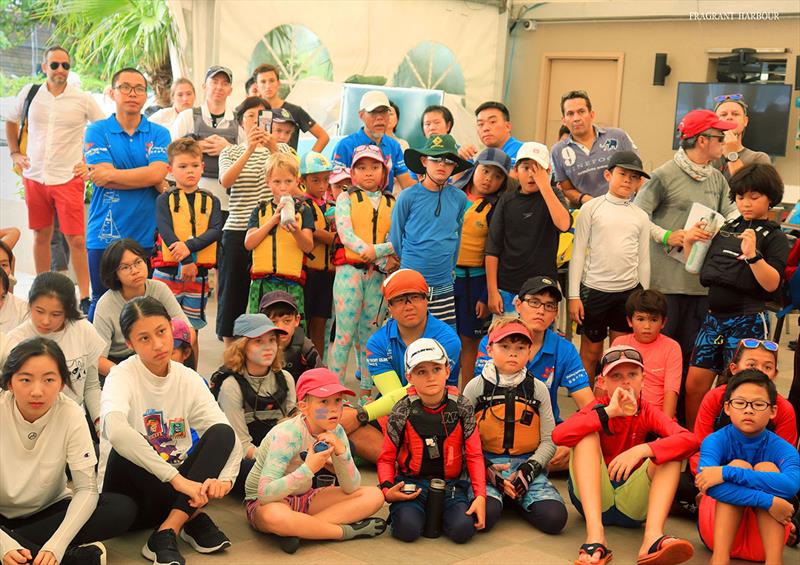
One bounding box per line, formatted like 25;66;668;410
677;109;736;139
488;321;533;345
295;368;355;401
381;268;429;301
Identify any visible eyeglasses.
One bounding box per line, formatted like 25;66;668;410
600;348;643;368
388;293;427;307
699;133;725;142
520;297;558;312
117;257;146;274
425;156;457;166
115;84;147;96
726;398;772;411
713;93;744;104
736;338;779;354
48;62;71;70
367;107;389;115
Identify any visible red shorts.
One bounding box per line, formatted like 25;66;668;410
698;495;790;561
23;176;85;234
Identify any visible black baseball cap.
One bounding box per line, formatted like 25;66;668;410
518;276;562;302
205;65;233;83
259;290;298;313
606;150;650;179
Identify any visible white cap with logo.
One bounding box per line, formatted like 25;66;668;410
404;338;449;373
516;141;550;170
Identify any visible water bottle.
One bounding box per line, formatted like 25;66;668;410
423;479;446;538
685;214;718;274
279;195;295;226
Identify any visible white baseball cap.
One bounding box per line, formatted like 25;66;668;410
359;91;391;112
516;141;550;170
404;338;449;373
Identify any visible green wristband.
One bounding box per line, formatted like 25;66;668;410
662;230;672;247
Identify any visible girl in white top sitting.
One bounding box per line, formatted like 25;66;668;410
211;313;296;497
8;272;106;435
0;337;136;565
100;297;241;565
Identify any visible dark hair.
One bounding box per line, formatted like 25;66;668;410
262;303;298;319
43;45;69;64
111;67;147;88
724;369;777;405
557;125;571;139
728;163;784;207
625;289;668;319
560;90;592;115
120;296;171;341
234;96;271;125
718;338;779;385
253;63;280;81
389;100;400;121
0;240;15;270
679;135;699;151
245;76;256;93
28;272;82;322
100;238;148;291
1;337;72;391
421;105;454;133
0;268;8;295
174;342;196;370
475;101;510;121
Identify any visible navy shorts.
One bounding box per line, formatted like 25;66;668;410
303;268;335;319
690;311;769;373
580;284;641;343
454;272;490;339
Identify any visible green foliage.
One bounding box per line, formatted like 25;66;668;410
0;0;37;50
0;72;38;97
344;75;388;86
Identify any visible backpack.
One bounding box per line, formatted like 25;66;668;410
13;84;42;176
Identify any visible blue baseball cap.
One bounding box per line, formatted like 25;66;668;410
300;151;333;176
233;313;287;338
453;147;512;190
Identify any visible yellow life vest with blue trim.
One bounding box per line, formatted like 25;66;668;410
457;198;492;268
158;189;217;268
251;199;305;281
333;187;394;266
305;198;334;272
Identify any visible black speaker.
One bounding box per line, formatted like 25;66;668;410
653;53;671;86
795;55;800;90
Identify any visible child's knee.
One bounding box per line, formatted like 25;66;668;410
445;513;476;544
524;499;568;535
355;486;386;512
752;461;779;473
390;506;424;543
727;459;753;470
255;504;284;532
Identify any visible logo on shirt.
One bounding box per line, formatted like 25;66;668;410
601;139;619;151
145;141;153;156
542;366;554;388
142;409;185;464
560;146;576;167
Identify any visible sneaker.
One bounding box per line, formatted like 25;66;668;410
277;535;301;554
180;512;231;554
141;529;185;565
342;517;388;540
79;297;91;316
62;542;106;565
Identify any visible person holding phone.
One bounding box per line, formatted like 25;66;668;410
711;93;771;180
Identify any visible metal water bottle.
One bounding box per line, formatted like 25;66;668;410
423;479;446;538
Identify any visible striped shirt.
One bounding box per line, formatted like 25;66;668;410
219;143;291;231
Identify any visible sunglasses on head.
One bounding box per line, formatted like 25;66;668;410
49;62;70;70
713;93;744;104
600;348;643;369
736;338;779;353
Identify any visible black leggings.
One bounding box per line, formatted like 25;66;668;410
0;493;136;560
390;502;476;544
216;229;251;338
103;423;235;531
484;496;567;534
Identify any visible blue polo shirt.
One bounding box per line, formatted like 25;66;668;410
332;128;408;188
550;126;637;198
84;114;170;250
366;313;461;387
500;135;523;166
474;328;589;422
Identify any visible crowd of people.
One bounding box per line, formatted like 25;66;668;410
0;44;798;565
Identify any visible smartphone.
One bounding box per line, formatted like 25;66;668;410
401;483;417;494
258;109;273;133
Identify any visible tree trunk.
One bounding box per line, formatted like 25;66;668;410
147;51;173;108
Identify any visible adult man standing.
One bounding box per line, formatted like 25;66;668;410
332;90;414;190
633;109;738;394
83;68;170;316
6;46;104;312
711;93;771;180
171;66;239;214
458;101;523;166
550;90;638;207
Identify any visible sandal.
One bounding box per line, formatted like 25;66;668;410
637;535;694;565
574;542;612;565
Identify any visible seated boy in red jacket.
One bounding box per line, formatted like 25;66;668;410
552;345;699;565
377;338;486;544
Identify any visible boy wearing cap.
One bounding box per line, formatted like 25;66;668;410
259;290;322;382
463;317;567;534
244;368;386;554
390;134;472;330
332;90;414;190
171;65;239;212
568;150;651;384
634;109;739;392
485;142;571;315
453;148;512;380
553;345;698;565
300;152;337;355
378;338;486;543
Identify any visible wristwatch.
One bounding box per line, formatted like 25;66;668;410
744;252;764;265
355;405;369;426
725;152;740;163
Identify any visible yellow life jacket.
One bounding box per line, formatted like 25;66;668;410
334;188;394;266
474;372;541;456
305;198;334;272
159;189;217;267
251;199;305;280
457;198;492;268
556;209;580;268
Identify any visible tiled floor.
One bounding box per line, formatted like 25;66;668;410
98;295;798;564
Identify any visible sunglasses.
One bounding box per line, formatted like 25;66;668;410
49;62;70;70
425;156;457;166
713;93;744;103
600;348;643;368
736;338;779;354
699;133;725;142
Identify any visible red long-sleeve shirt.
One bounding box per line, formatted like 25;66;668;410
690;385;797;474
552;396;699;466
377;386;486;498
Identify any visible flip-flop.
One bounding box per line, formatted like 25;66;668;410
636;535;694;565
574;542;612;565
